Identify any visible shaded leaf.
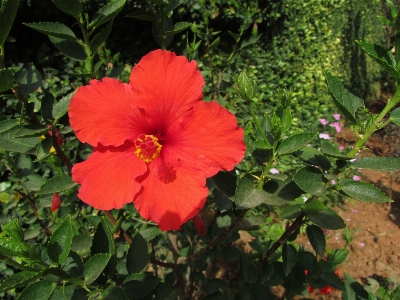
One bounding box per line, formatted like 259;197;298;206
49;36;86;61
212;171;237;197
277;132;317;155
263;178;304;202
282;244;297;276
0;270;42;293
41;92;55;122
321;141;349;159
304;199;326;213
83;253;111;285
102;286;128;300
37;175;77;195
0;0;20;45
240;33;262;49
126;233;149;274
351;157;400;172
390;107;400;126
293;166;326;196
52;91;75;119
126;10;155;22
279;204;302;219
165;22;192;35
14;64;42;95
236;215;265;231
14;124;47;137
48;215;73;264
17;280;56;300
90;21;113;52
0;124;38;154
123;273;160;300
0;69;14;93
340;180;392;203
321;271;344;290
307;208;346;229
328;249;349;265
52;0;82;17
152;17;174;48
295;146;331;170
306;225;325;257
89;0;126;29
23;22;76;41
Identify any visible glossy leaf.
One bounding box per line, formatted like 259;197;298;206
0;69;14;93
351;157;400;172
293;166;326;196
390;107;400;126
102;286;128;300
90;21;113;51
0;0;20;45
340;180;392;203
0;270;41;293
279;204;302;219
304;199;326;213
164;22;192;35
49;36;86;61
23;22;77;41
17;280;56;300
48;215;73;264
321;141;349;159
324;71;364;124
14;124;48;138
126;233;149;274
0;238;30;256
0;124;38;154
126;10;155;22
307;207;346;229
282;244;297;276
37;175;77;195
306;224;325;257
295;146;331;170
14;64;42;95
356;40;400;78
277;132;317;155
83;253;111;285
52;91;75;119
263;178;304;202
89;0;126;29
52;0;82;17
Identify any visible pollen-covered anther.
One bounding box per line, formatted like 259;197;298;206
134;134;162;163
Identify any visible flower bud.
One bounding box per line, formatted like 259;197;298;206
236;71;257;102
252;23;258;36
193;215;206;236
51;193;61;212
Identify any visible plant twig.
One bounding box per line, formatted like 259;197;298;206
102;210;132;244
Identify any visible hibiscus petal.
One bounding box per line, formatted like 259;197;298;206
133;156;208;231
129;50;204;132
69;78;152;147
163;101;245;177
72;142;147;210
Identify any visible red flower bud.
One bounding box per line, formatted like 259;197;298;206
51;193;61;212
319;286;332;295
193;214;206;236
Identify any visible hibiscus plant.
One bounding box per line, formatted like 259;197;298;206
0;0;400;299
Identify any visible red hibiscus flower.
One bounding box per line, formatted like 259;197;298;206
68;50;245;231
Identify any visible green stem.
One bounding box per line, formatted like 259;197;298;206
249;102;271;148
348;88;400;157
0;44;5;69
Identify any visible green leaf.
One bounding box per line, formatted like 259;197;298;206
48;215;73;264
304;199;326;213
89;0;126;29
152;17;174;48
343;273;369;299
37;175;77;195
83;253;111;285
52;91;75;119
71;235;93;256
293;166;326;196
14;124;48;138
0;124;38;154
328;249;349;265
263;178;304;202
126;233;149;274
2;219;24;242
14;64;42;95
0;0;20;46
324;71;364;124
321;271;344;290
16;154;33;177
91;218;116;256
23;22;77;41
17;280;56;300
0;238;30;256
340;180;392;203
139;227;162;242
49;36;86;61
0;119;18;133
351;157;400;172
321;141;350;159
390;107;400;126
282;244;297;276
41;92;55;122
126;10;156;22
356;40;400;78
35;138;53;161
245;264;258;283
240;33;262;49
123;273;161;299
164;22;192;35
235;177;272;208
52;0;83;17
236;215;265;231
295;146;331;170
212;171;237;197
22;173;45;191
279;204;302;219
90;20;113;51
306;224;325;257
277;132;317;155
0;69;14;93
307;207;346;229
102;286;128;300
0;270;42;293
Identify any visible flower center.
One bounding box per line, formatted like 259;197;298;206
134;134;162;163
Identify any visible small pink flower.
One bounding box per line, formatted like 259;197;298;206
319;133;330;140
331;180;336;185
329;122;341;132
333;113;341;120
359;242;365;247
353;175;361;181
270;168;279;174
339;145;345;150
319;118;327;125
358;169;362;173
350;159;356;162
351;209;358;213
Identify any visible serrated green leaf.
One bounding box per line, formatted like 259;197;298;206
0;119;18;134
2;219;24;242
279;204;302;219
48;215;73;264
71;235;93;257
37;175;77;195
340;180;392;203
0;237;30;256
293;166;326;196
324;71;364;124
390;107;400;126
126;10;156;22
152;17;174;48
0;0;20;46
321;141;350;159
277;132;317;155
0;124;38;154
0;69;14;93
235;177;279;208
165;22;192;35
14;124;48;138
263;178;304;202
307;207;346;229
282;244;297;276
304;199;326;213
49;36;86;61
126;233;149;274
351;157;400;171
91;218;116;255
52;0;83;17
328;249;349;265
90;20;113;51
295;146;331;170
14;64;42;95
240;33;262;49
16;279;56;300
83;253;111;285
89;0;126;29
52;91;75;119
356;40;400;78
23;22;77;41
0;270;41;293
306;224;325;257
